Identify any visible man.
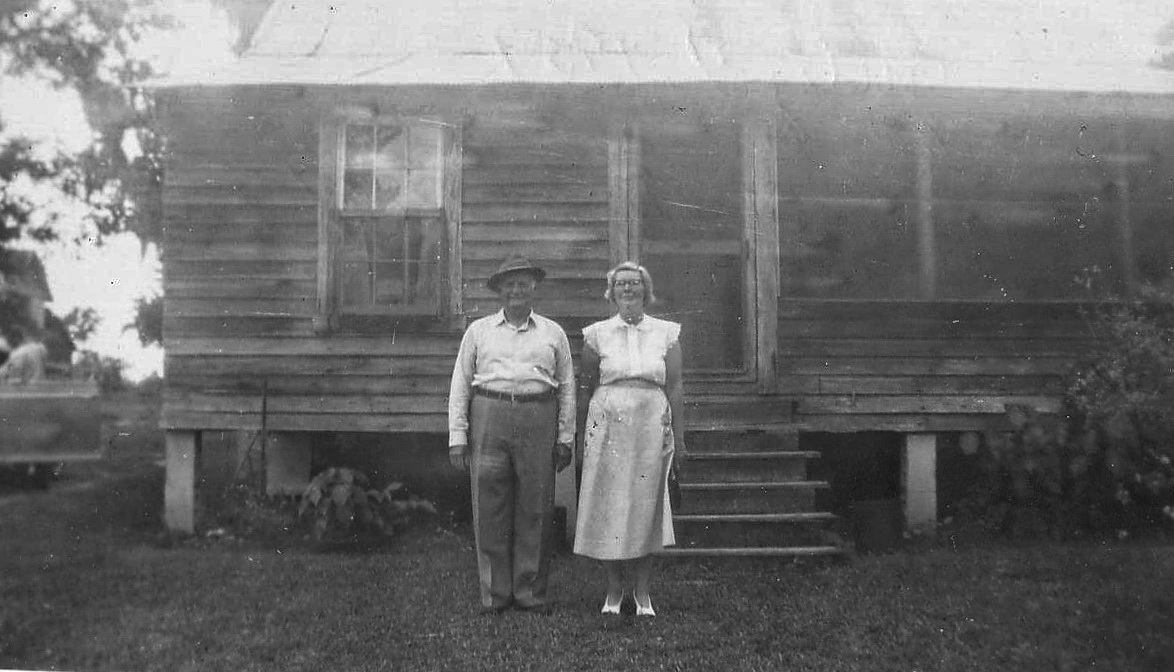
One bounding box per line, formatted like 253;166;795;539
448;254;575;614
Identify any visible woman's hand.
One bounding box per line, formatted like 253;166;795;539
672;439;687;476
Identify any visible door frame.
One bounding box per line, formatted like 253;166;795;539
608;114;779;392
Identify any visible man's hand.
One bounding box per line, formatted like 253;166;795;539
449;444;470;471
554;442;573;473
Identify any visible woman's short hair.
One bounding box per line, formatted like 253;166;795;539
604;261;656;305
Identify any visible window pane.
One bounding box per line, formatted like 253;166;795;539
344;125;375;169
339;218;375;307
408;217;442;303
409;124;443;169
405;169;441;208
374;124;406;172
342;170;374;209
374;171;404;209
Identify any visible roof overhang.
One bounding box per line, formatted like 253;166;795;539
147;0;1174;95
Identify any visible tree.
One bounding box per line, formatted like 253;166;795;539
1;1;171;247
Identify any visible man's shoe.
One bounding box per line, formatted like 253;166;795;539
515;602;551;615
480;602;511;616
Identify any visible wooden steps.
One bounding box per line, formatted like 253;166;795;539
662;430;851;558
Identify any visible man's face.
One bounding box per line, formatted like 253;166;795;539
496;272;537;312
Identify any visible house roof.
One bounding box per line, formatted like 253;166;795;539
155;0;1174;94
0;249;52;303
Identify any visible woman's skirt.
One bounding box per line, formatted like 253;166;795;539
574;381;675;560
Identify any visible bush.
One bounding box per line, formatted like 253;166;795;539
71;349;127;393
968;297;1174;537
1066;300;1174;526
976;407;1115;537
298;467;436;546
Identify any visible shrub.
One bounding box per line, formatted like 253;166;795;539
72;349;127;393
1065;300;1174;525
297;467;436;546
969;297;1174;537
977;407;1115;537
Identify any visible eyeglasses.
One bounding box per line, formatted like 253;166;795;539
614;280;644;288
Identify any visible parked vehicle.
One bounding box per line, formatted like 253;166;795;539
0;379;102;488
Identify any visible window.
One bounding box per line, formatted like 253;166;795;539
318;114;460;329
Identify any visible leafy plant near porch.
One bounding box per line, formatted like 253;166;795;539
298;467;436;544
970;296;1174;537
1066;299;1174;522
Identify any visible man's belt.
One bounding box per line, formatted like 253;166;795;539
474;387;556;403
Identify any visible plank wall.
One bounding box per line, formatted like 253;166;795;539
160;88;610;433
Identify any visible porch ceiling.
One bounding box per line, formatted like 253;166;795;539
153;0;1174;95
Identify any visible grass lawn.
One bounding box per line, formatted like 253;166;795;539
2;392;1173;671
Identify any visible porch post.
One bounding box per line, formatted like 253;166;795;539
265;431;313;496
902;433;937;532
164;430;201;533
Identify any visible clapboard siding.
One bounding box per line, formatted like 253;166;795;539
161;88;334;429
460;118;611;323
160;89;613;432
778;300;1093;431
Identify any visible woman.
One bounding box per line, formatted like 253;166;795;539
574;261;686;617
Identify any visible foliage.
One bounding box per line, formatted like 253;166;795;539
1;1;172;343
72;348;126;393
976;407;1115;537
40;307;77;363
131;371;163;397
127;294;161;347
61;306;100;343
297;467;436;545
970;298;1174;537
1066;300;1174;516
0;1;170;245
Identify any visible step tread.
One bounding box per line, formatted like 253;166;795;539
658;546;847;557
681;480;830;491
688;451;820;460
674;512;836;523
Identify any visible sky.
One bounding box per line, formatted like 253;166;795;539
0;0;236;380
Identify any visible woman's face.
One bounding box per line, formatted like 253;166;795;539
612;269;646;310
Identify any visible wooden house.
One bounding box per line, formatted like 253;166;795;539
152;0;1174;554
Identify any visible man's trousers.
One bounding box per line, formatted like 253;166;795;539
468;394;558;609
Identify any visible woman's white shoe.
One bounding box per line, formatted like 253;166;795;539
601;593;623;615
634;595;656;617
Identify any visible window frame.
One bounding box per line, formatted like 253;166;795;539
316;111;462;332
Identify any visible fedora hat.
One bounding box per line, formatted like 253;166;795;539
487;254;546;291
